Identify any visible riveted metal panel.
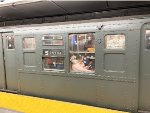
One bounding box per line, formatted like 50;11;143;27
96;80;137;112
104;53;125;71
19;72;43;97
41;74;97;105
19;72;97;106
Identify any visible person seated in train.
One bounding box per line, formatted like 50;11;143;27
71;55;93;72
83;54;95;70
70;53;78;64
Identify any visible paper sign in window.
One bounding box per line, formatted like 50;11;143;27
105;35;125;49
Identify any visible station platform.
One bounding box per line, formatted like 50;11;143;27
0;92;129;113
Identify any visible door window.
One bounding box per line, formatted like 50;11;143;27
145;30;150;49
7;36;15;49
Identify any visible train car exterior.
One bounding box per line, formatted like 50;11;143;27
0;16;150;113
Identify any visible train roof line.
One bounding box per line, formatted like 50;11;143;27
0;14;150;33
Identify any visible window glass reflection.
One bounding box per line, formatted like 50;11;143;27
146;30;150;49
43;57;64;71
105;35;125;49
42;35;63;46
23;37;35;49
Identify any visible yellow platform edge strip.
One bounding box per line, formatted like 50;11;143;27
0;92;129;113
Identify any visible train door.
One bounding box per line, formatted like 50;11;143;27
0;33;6;89
139;23;150;112
97;27;140;112
0;33;17;91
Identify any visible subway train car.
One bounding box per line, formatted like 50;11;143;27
0;15;150;113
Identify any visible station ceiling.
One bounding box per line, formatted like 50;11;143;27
0;0;150;22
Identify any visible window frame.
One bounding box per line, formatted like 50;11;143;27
104;34;126;50
68;32;96;74
42;34;64;46
41;34;65;72
23;37;36;50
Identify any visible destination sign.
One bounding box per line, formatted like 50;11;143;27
43;49;65;56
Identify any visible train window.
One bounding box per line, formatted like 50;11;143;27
105;35;125;49
42;35;63;46
42;34;65;71
23;37;36;49
145;30;150;49
7;36;15;49
69;33;95;73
